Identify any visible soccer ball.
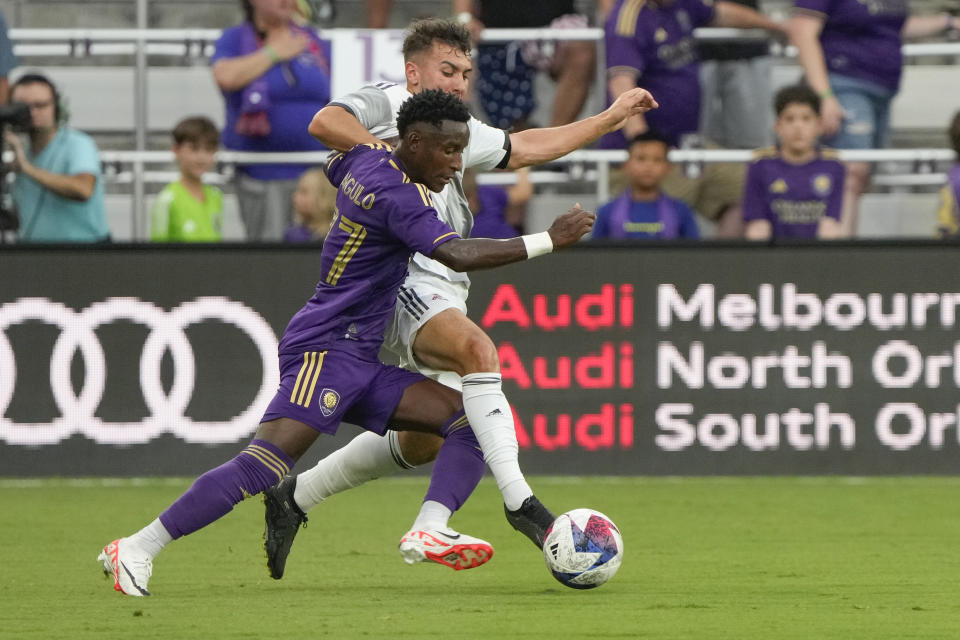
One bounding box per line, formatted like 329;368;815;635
542;508;623;589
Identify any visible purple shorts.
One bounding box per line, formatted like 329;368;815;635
260;349;426;434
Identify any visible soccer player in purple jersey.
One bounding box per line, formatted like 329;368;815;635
744;85;843;240
260;18;658;579
97;89;596;597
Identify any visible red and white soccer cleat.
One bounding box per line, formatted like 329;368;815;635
98;538;153;596
398;528;493;571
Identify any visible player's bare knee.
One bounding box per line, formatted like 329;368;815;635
457;331;500;374
398;430;443;465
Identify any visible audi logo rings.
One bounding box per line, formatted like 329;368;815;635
0;297;279;446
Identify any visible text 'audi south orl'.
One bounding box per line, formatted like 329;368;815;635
2;244;960;476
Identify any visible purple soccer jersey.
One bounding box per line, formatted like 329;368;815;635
604;0;715;147
793;0;907;92
279;143;460;362
742;148;845;238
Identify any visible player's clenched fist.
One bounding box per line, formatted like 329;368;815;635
604;88;659;132
548;204;596;248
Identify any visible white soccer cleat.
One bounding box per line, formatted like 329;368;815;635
398;528;494;571
98;538;153;596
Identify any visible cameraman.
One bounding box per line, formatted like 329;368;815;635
5;73;109;243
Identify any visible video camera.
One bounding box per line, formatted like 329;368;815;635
0;102;32;234
0;102;31;131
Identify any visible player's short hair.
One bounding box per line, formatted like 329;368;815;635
402;18;471;61
396;88;470;138
949;110;960;158
627;131;671;154
774;85;821;117
172;116;220;148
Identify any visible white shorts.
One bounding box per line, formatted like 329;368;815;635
384;271;469;390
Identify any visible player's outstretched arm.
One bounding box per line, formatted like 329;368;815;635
431;204;595;272
505;88;658;170
309;105;386;152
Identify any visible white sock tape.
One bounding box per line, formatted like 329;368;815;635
521;231;553;259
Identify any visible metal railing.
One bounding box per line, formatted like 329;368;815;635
98;149;955;235
10;24;960;238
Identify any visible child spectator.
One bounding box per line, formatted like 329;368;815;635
464;168;532;239
593;133;700;240
151;117;223;242
936;110;960;238
284;168;336;243
744;85;843;240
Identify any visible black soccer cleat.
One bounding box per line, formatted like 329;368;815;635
504;495;556;549
263;475;308;579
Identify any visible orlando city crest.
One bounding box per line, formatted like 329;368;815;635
319;388;341;416
813;174;832;195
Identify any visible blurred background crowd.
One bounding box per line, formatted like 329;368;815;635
0;0;957;244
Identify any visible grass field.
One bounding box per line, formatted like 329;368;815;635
2;476;960;639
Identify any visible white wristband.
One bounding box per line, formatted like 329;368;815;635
521;231;553;259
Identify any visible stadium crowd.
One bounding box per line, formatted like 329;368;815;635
0;0;958;243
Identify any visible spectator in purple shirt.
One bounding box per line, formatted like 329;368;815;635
594;132;700;240
212;0;332;241
744;85;843;240
789;1;960;237
603;0;785;237
464;167;532;239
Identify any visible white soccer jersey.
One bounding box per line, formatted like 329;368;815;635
330;82;511;284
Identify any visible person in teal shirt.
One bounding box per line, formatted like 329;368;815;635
6;73;109;243
151;116;224;242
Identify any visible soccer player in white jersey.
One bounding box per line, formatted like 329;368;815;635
262;18;656;577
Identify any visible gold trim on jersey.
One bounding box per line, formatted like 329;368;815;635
327;152;346;171
433;231;458;244
290;351;328;407
361;142;391;151
752;146;779;160
616;0;645;37
388;159;411;183
326;215;367;286
414;183;434;208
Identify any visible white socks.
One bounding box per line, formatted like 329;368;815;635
130;518;173;559
293;430;413;513
461;372;532;511
411;500;453;531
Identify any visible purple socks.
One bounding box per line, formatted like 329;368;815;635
159;439;293;539
422;410;485;512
